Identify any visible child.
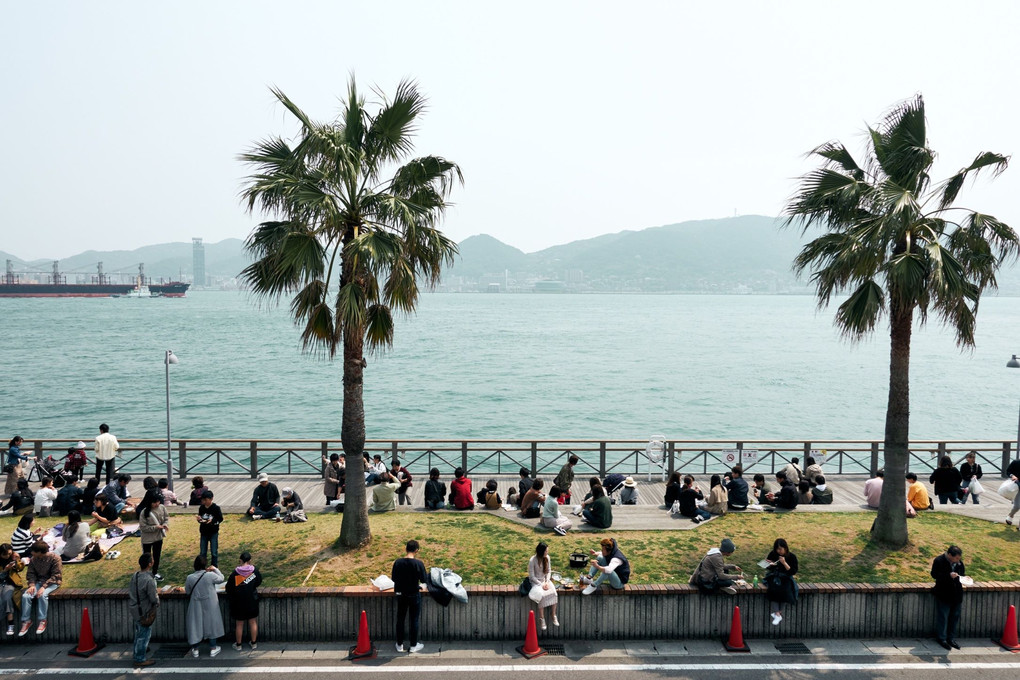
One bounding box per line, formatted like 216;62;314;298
64;442;88;481
196;490;222;568
158;478;185;506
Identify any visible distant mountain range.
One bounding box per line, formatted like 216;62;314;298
5;215;1020;293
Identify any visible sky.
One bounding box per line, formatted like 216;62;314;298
3;0;1020;260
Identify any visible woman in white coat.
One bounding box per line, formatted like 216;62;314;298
185;555;224;657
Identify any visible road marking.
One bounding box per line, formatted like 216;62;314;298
8;662;1020;674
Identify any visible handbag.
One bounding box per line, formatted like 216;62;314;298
518;577;531;597
968;478;984;496
134;575;157;627
568;551;588;569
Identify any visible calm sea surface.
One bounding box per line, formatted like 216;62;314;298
3;292;1020;444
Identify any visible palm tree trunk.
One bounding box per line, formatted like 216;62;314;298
338;266;372;548
872;300;912;547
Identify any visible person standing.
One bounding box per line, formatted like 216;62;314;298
5;436;29;496
553;455;578;501
139;489;169;582
185;555;224;657
763;538;798;625
527;542;558;630
323;453;344;506
959;453;983;504
94;423;119;485
392;539;428;653
128;553;159;668
196;490;222;568
225;551;262;651
391;460;413;506
929;456;962;505
931;545;965;650
1006;458;1020;526
19;542;61;636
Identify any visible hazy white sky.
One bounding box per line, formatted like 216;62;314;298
4;0;1019;260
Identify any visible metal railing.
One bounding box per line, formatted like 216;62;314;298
20;438;1019;480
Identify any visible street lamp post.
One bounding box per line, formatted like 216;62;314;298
165;350;179;492
1007;355;1020;464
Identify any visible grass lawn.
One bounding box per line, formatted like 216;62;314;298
5;511;1018;590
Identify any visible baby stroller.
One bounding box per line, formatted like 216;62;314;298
27;455;68;488
603;473;627;504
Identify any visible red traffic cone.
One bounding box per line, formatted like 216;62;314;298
516;610;547;659
346;609;377;661
995;604;1020;652
68;607;105;657
723;605;750;652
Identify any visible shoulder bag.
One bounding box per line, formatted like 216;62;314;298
134;574;157;627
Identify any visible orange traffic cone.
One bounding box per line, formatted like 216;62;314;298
68;607;105;657
723;605;750;652
516;610;547;659
995;604;1020;652
346;610;377;661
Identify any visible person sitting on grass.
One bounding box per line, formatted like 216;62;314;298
423;468;446;510
689;537;742;595
55;478;84;516
581;484;612;528
89;494;123;531
0;479;34;516
448;467;473;511
541;486;572;536
11;514;40;557
811;475;833;504
679;476;711;524
906;472;932;511
763;471;798;510
59;511;93;562
370;472;400;513
519;479;545;518
246;473;280;520
33;477;58;518
281;488;306;522
581;537;630;595
477;480;501;509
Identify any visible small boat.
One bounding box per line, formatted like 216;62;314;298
123;285;153;298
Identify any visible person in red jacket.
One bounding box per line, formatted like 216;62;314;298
448;468;473;510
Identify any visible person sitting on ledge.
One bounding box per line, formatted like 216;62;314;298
803;456;823;486
581;537;630;595
725;466;749;510
706;475;728;516
189;476;208;506
796;480;813;505
519;479;544;518
476;479;501;509
619;477;638;505
751;474;773;503
448;467;473;511
811;476;833;504
678;476;711;523
689;537;742;595
663;471;683;508
763;471;798;510
507;467;533;508
863;469;884;509
542;486;572;535
364;454;386;486
423;468;446;510
369;472;399;513
581;484;612;528
246;473;280;520
906;472;931;512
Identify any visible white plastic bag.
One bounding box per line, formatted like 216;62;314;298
999;479;1019;501
371;574;395;591
669;500;680;514
968;478;984;496
528;584;546;603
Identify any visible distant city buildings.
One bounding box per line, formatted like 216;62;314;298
192;237;205;287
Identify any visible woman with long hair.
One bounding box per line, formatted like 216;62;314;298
225;551;262;651
763;538;799;626
706;474;728;515
664;471;683;507
527;542;558;631
139;489;169;581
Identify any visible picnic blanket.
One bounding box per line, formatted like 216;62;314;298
41;523;138;563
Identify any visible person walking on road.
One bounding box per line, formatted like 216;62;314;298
392;539;428;654
931;545;966;650
94;423;119;485
128;553;159;668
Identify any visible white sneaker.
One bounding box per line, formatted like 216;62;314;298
409;643;424;653
210;646;221;657
539;617;547;631
771;612;782;626
554;525;567;536
582;585;597;595
396;643;405;652
191;648;199;658
232;643;242;651
552;616;559;626
580;575;592;585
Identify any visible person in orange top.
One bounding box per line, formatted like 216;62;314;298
906;472;931;511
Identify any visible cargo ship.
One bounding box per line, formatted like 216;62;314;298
1;261;191;298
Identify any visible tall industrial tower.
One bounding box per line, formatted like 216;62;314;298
192;238;205;287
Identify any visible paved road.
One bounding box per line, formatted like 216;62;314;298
2;639;1019;679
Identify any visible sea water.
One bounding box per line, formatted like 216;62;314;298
2;291;1019;444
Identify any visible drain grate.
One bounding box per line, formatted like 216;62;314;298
542;644;566;656
153;644;192;659
774;641;811;655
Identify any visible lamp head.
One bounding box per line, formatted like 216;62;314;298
1008;355;1020;369
166;350;180;365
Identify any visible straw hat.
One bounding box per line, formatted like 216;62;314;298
623;476;638;488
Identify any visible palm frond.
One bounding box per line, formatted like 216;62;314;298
382;256;419;313
364;79;426;168
834;280;885;339
298;302;339;358
936;152;1009;210
335;281;367;331
364;303;395;350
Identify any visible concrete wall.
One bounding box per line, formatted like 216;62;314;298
10;583;1020;645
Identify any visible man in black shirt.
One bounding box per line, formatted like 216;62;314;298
89;494;123;529
764;471;798;510
725;466;749;510
931;546;965;650
247;473;281;520
196;490;223;567
391;540;428;653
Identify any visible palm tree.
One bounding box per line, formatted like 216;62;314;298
785;95;1017;547
239;78;462;548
